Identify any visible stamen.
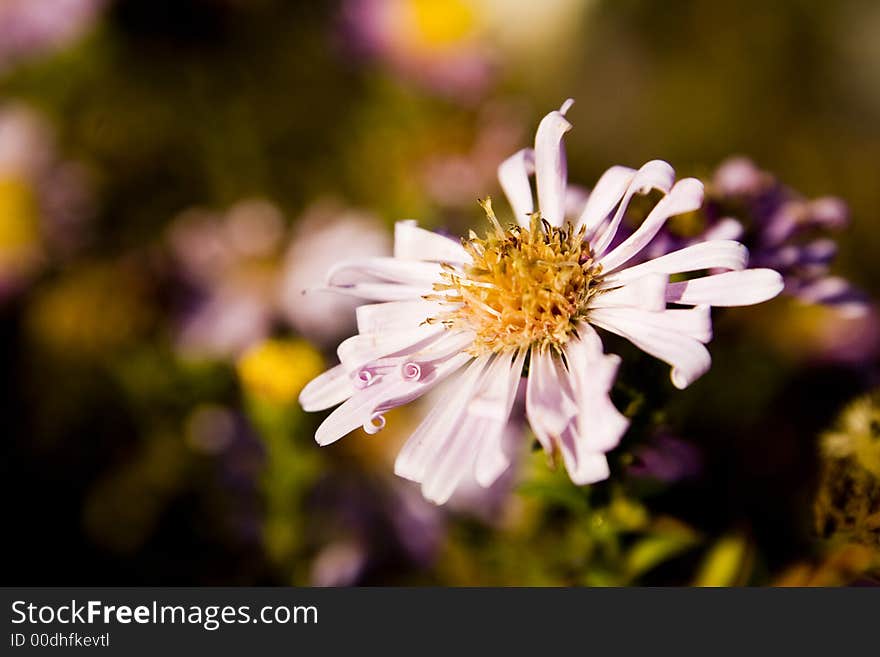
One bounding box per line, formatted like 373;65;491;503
436;200;603;354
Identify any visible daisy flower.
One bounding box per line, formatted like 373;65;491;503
300;100;784;504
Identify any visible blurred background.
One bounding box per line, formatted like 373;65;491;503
2;0;879;585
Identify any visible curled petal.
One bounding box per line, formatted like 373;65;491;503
590;306;713;344
316;351;471;446
598;177;705;272
590;160;677;257
576;165;636;237
590;312;712;389
534;101;573;226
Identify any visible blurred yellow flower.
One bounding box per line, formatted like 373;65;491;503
407;0;477;51
237;338;324;405
0;176;41;271
26;262;152;355
815;392;880;548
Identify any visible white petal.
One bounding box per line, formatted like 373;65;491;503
473;350;527;488
326;257;442;288
590;272;669;312
602;240;748;286
576;165;636;236
598;177;705;272
564;325;629;453
322;281;431;302
590;312;712;389
299;364;355;412
666;269;784;307
393;220;470;264
557;431;611;485
355;299;440;334
337;325;445;373
497;148;535;226
525;346;578;453
394;356;489;482
534;101;573;226
421;352;524;503
590;160;677;257
590;306;713;344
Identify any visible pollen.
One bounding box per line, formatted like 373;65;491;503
430;198;602;354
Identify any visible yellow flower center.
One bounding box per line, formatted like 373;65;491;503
432;199;601;354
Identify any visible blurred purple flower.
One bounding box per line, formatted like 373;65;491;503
186;404;265;545
168;198;392;359
628;433;703;484
167;199;284;359
710;157;866;315
642;157;867;316
308;474;444;586
614;158;876;364
278;201;391;349
339;0;494;100
0;0;106;72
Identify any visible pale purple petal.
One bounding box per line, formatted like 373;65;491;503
590;311;712;389
299;364;356;412
598;177;704;272
315;350;472;446
421;352;524;503
666;269;784;307
590;272;669;312
590;160;677;257
576;165;636;237
565;324;629;453
525;346;578;453
473;350;527;488
337;325;446;372
326;257;442;288
533;100;573;226
322;281;432;301
590;306;713;344
394;220;470;264
355;299;442;334
497;148;535;226
601;240;748;286
394;356;489;483
557;435;610;485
